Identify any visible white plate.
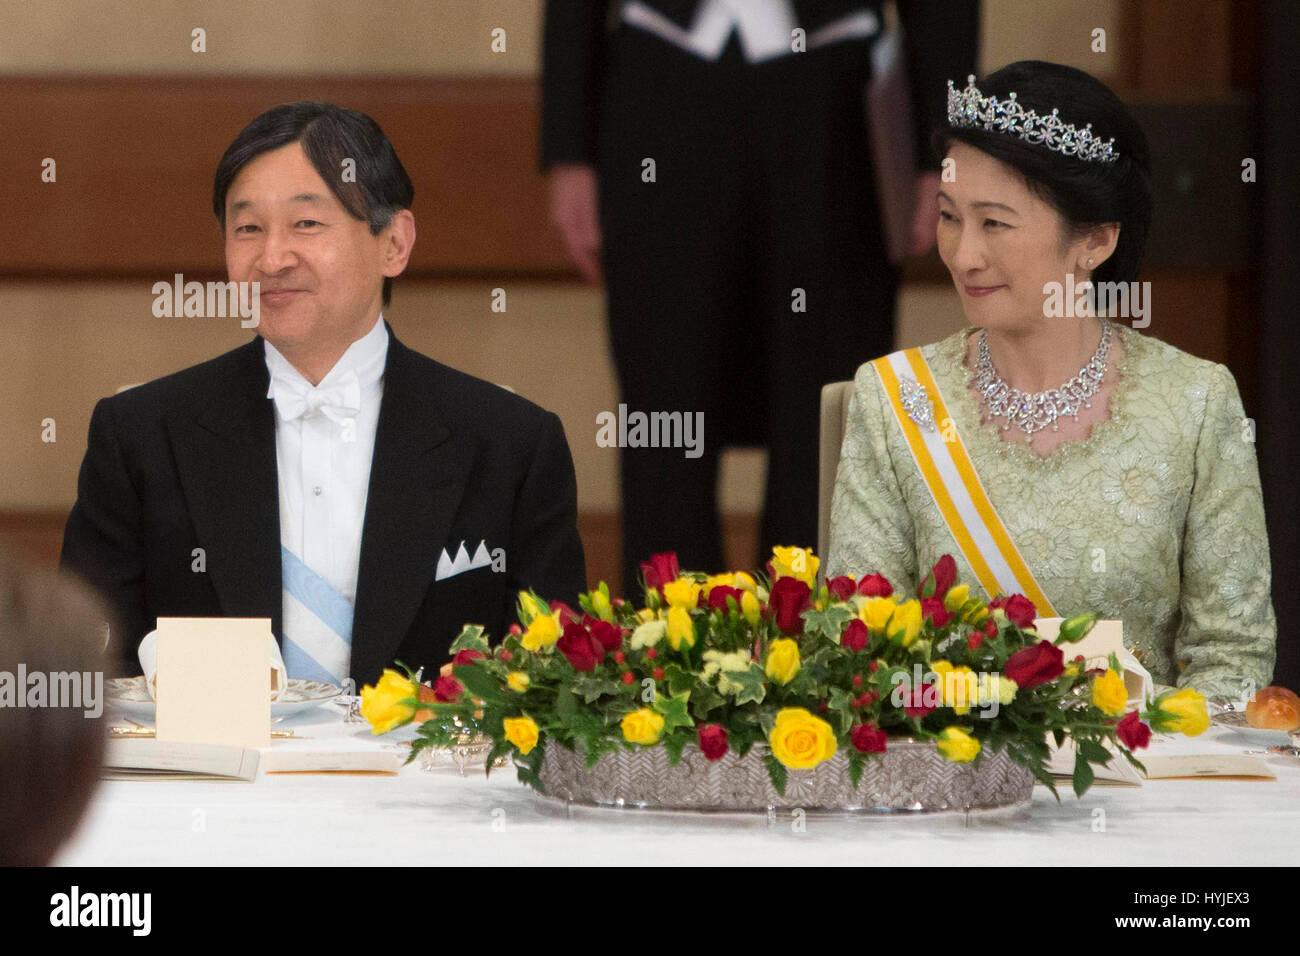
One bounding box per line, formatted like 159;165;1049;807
1211;710;1297;746
106;676;342;720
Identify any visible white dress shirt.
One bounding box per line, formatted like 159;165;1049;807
264;314;388;619
621;0;879;63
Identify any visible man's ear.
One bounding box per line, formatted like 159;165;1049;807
381;209;416;278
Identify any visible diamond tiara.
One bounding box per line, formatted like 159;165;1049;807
946;74;1119;164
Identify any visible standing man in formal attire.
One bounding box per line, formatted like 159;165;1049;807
543;0;978;595
62;102;586;684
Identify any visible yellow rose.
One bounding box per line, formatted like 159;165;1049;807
637;607;656;623
932;660;977;714
506;671;530;693
521;612;560;651
666;605;696;650
740;590;761;627
733;571;758;593
943;584;970;612
662;577;701;609
360;669;418;735
860;596;895;632
502;715;539;754
768;707;837;769
621;707;665;745
1153;687;1209;736
1091;668;1127;716
770;546;819;586
764;638;802;685
887;599;923;646
590;587;614;623
517;590;545;624
935;726;981;763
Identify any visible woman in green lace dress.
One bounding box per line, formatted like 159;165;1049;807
826;61;1275;701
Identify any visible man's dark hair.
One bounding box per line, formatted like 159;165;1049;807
932;61;1153;288
213;102;414;308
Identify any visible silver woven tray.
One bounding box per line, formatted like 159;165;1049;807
534;739;1034;813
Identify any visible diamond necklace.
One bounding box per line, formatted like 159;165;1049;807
974;320;1112;442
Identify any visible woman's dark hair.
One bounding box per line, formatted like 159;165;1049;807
932;61;1152;287
213;102;414;308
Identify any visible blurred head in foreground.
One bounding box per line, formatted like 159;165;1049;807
0;553;112;866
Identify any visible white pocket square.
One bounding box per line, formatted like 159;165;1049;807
436;539;493;581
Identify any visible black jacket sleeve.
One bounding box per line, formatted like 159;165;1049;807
59;397;147;674
898;0;981;171
540;0;614;171
505;410;587;620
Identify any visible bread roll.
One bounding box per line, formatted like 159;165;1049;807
1246;686;1300;731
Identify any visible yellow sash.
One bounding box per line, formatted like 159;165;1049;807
871;348;1058;615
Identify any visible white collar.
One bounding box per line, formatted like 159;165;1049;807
264;314;389;398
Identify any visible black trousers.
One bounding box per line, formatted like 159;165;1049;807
597;25;899;596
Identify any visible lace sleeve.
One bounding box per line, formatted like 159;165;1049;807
1173;362;1277;700
826;363;919;590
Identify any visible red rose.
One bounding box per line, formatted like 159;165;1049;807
432;675;463;702
549;600;581;625
857;573;893;598
1003;640;1065;689
825;575;857;601
769;576;812;635
990;594;1037;629
639;552;680;593
1116;710;1152;750
921;596;952;628
967;631;984;650
984;618;998;637
452;649;484;666
706;585;745;611
918;554;957;599
557;622;604;672
902;682;935;718
698;723;729;761
589;620;623;652
842;618;868;652
850;723;888;754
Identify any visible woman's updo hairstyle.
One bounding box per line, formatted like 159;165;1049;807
932;60;1153;287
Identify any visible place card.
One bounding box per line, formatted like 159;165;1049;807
1034;618;1151;703
154;617;272;749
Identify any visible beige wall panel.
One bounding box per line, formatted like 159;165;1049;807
0;277;962;512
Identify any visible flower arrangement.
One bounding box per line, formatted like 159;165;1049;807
361;548;1208;799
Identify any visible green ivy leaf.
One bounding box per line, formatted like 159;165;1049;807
653;692;695;733
449;624;489;655
664;663;694;698
801;605;854;644
727;664;767;706
572;674;622;704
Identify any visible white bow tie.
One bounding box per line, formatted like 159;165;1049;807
270;368;362;427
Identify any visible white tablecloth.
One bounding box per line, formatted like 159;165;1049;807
57;706;1300;866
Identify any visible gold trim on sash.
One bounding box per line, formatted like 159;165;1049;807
871;348;1058;615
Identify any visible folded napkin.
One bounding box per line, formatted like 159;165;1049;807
138;627;288;702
